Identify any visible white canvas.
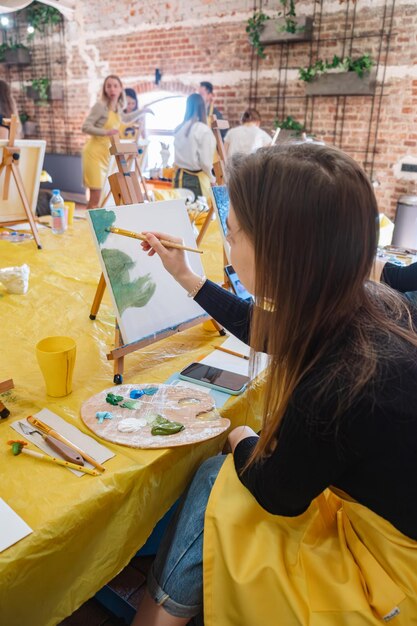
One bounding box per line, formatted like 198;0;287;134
0;139;46;222
87;200;207;345
0;498;32;553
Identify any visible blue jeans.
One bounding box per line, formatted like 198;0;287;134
147;455;226;620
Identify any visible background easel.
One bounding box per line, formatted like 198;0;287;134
196;114;229;247
270;127;281;146
0;115;42;249
99;137;150;208
0;378;14;419
90;136;224;384
195;115;233;290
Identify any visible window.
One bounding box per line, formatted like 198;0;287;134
139;90;187;173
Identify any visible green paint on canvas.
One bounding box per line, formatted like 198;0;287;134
91;209;116;244
102;248;156;314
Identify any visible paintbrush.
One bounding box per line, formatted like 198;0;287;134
8;440;100;476
214;346;250;360
27;416;105;473
106;227;203;254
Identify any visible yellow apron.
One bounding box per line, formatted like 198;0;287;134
203;455;417;626
119;121;140;141
82;109;120;189
174;167;213;225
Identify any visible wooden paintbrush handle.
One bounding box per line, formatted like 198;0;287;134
27;416;105;472
21;449;99;476
46;430;105;472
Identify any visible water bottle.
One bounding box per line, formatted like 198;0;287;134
50;189;66;234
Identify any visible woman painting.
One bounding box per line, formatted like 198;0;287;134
132;142;417;626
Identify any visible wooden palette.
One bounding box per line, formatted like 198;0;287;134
80;384;230;449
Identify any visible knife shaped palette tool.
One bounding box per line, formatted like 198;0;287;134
27;415;106;473
19;422;84;465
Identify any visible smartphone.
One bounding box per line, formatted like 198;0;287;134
224;265;253;303
178;362;249;395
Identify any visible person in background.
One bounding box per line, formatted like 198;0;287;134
224;108;272;159
81;75;151;209
132;142;417;626
124;87;138;113
173;92;215;202
0;80;19;139
120;87;143;140
198;81;226;139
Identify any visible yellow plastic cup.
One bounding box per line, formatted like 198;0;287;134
36;336;76;397
63;201;75;226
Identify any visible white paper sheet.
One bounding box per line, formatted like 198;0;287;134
200;335;268;377
0;498;32;553
170;380;212;394
10;408;115;477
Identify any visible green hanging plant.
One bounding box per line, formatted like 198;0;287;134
0;40;30;62
26;1;62;37
274;115;305;134
246;2;304;58
279;0;297;34
31;77;50;102
246;11;270;59
299;54;374;82
0;43;8;63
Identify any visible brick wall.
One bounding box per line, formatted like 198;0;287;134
1;0;416;215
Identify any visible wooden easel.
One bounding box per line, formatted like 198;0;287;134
90;136;224;384
0;378;14;419
270;127;281;146
0;115;42;249
196;115;229;247
99;137;150;208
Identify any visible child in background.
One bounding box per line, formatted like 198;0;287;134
120;88;143;140
224;108;272;158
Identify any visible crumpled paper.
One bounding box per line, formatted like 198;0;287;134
0;263;30;294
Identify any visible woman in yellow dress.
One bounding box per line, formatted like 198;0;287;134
81;76;149;209
0;79;20;139
133;142;417;626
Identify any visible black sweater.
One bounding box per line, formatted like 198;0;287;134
382;261;417;293
195;280;417;540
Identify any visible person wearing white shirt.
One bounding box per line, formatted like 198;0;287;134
224;109;272;159
173;93;216;202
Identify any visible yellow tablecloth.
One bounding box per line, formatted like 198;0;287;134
0;217;262;625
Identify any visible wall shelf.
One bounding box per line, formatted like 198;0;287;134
260;16;313;44
304;70;376;97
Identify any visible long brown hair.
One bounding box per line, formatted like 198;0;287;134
101;75;126;110
0;80;17;118
228;142;417;465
